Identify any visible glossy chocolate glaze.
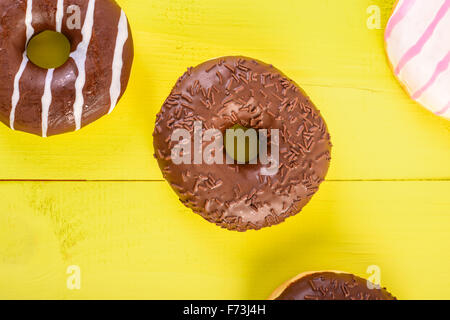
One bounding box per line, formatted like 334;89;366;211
0;0;134;136
153;56;332;231
275;272;397;300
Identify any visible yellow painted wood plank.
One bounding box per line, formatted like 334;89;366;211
0;180;448;299
0;0;448;180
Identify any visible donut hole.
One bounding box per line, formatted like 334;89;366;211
224;124;260;164
27;31;71;69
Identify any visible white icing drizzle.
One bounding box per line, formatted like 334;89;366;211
70;0;96;131
109;10;129;114
10;0;34;130
41;0;64;137
55;0;64;33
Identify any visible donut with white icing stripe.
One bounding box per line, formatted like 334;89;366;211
385;0;450;120
0;0;134;136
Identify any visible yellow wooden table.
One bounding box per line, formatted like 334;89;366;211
0;0;449;300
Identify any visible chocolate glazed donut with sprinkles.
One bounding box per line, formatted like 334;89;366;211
0;0;134;136
153;56;332;231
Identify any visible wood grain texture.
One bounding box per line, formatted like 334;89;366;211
0;181;448;299
0;0;447;180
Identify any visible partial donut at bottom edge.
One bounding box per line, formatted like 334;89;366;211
269;271;397;300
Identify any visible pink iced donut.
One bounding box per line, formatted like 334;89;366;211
385;0;450;119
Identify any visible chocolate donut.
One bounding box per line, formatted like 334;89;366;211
154;57;332;231
269;271;397;300
0;0;133;136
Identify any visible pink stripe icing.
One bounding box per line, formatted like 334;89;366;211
412;51;450;99
435;102;450;115
385;0;416;40
394;0;450;75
